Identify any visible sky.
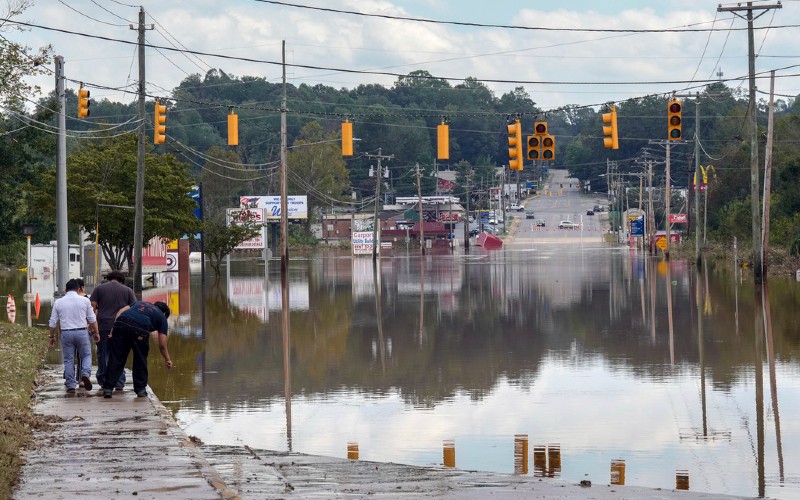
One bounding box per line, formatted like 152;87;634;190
4;0;800;112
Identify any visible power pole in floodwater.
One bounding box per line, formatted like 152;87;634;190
718;1;782;283
365;149;393;261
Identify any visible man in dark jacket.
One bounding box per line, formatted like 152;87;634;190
102;301;173;399
89;271;136;390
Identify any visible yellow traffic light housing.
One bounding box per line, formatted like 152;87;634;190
541;134;555;161
437;120;449;160
77;86;90;119
668;99;682;140
153;100;166;144
227;110;238;146
527;135;541;160
602;106;619;150
507;118;523;171
534;121;547;136
341;119;353;157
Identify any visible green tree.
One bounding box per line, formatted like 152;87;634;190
33;133;200;270
288;121;350;232
203;217;262;284
0;1;53;108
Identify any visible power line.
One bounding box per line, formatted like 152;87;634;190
8;18;797;88
252;0;777;34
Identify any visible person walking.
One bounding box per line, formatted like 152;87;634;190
89;271;136;391
48;279;100;393
102;301;173;399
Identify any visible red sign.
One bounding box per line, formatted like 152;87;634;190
669;213;687;224
142;236;168;272
439;213;460;222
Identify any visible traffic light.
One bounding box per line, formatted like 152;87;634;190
602;106;619;149
153;100;166;144
541;134;555;161
437;120;449;160
668;99;682;140
507;118;523;170
341;118;353;157
77;85;90;119
527;135;540;160
534;121;547;135
227;110;238;146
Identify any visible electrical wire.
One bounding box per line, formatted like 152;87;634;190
252;0;763;34
55;0;128;27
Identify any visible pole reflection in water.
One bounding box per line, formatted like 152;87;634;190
282;261;292;451
610;459;626;485
513;434;528;475
373;261;385;373
443;439;455;468
533;445;547;478
347;442;359;460
755;285;765;498
666;261;675;365
419;255;425;345
762;283;784;484
697;265;707;437
547;444;561;478
675;470;690;490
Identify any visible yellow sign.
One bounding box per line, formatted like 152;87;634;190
167;239;178;251
655;237;667;251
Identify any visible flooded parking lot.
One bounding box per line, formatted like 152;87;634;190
7;244;799;498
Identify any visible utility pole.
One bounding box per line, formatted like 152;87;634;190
416;163;425;255
131;7;152;295
694;94;702;267
463;170;471;250
54;56;68;296
365;149;393;261
762;70;776;277
718;1;781;283
665;140;672;260
280;40;289;273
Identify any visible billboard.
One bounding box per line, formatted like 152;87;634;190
240;195;308;220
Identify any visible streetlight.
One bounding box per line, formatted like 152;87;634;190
22;223;35;301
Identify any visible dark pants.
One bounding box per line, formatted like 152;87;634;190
103;319;150;393
96;329;126;389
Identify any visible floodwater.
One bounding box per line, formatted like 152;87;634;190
5;243;799;499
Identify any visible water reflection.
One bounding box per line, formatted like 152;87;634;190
2;243;799;499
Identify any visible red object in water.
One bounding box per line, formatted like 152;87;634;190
476;232;503;249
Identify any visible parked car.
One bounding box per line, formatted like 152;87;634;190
559;220;578;229
525;211;535;219
586;210;594;216
534;219;546;227
469;228;480;237
509;204;524;212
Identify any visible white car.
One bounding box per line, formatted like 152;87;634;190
509;204;524;212
558;220;578;229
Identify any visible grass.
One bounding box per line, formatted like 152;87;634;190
0;323;49;499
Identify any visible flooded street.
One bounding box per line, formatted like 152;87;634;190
5;244;799;498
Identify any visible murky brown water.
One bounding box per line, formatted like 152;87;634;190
5;244;799;498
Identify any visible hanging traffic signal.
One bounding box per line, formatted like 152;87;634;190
437;120;449;160
668;99;682;140
527;135;541;160
77;85;90;119
534;121;547;136
507;118;523;171
541;134;555;161
227;109;238;146
153;100;166;144
602;106;619;149
341;118;353;157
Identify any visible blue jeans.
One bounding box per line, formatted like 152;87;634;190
62;329;92;389
96;331;126;388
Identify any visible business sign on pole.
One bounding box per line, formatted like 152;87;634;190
226;208;265;249
142;236;168;273
352;231;374;255
630;216;644;236
669;213;687;224
239;195;308;220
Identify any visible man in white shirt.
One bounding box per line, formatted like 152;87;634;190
49;279;100;392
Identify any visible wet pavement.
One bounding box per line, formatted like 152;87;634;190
15;365;750;499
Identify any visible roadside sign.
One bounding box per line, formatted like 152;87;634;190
669;213;687;223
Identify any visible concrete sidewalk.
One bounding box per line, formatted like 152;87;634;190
15;366;237;499
16;366;748;499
